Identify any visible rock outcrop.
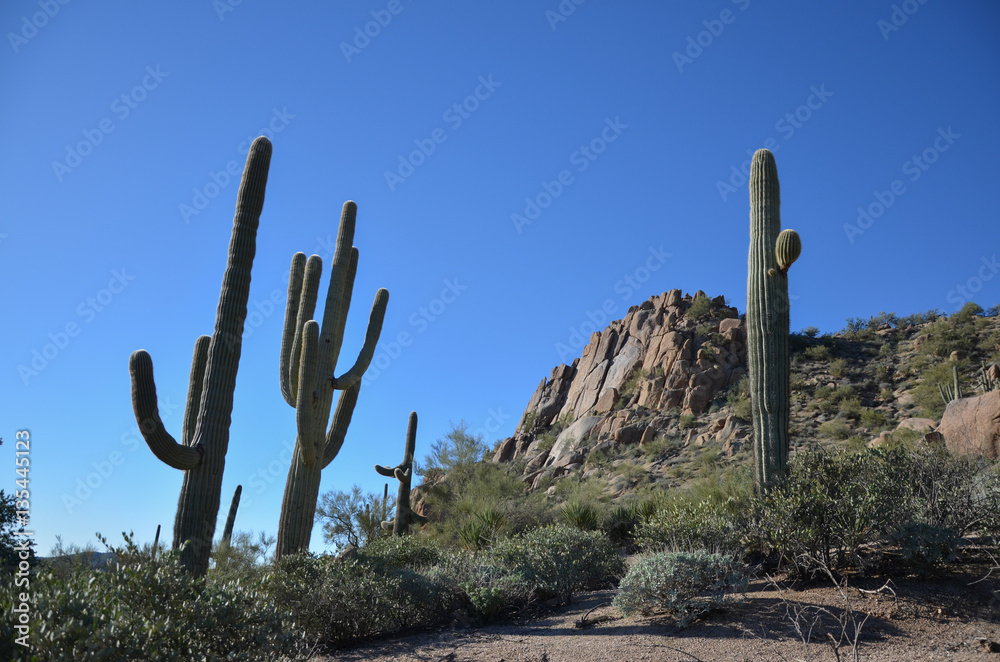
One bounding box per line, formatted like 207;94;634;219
939;391;1000;458
492;289;749;489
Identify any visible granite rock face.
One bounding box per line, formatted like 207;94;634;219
492;290;747;487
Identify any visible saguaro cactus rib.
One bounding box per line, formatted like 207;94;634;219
747;148;800;493
375;411;429;535
276;200;389;559
129;136;271;575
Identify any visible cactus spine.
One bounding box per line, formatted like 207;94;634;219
276;201;389;560
129;136;271;575
222;484;242;544
375;411;429;535
747;149;800;493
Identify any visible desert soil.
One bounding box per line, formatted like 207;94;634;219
319;568;1000;662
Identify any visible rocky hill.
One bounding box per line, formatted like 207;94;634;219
482;291;1000;501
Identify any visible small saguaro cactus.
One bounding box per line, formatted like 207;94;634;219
222;484;242;545
746;148;801;493
129;136;271;576
375;411;429;536
275;201;389;560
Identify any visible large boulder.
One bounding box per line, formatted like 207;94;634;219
939;391;1000;458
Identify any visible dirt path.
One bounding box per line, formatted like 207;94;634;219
320;575;1000;662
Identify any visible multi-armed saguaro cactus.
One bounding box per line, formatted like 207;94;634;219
222;484;242;545
129;136;271;575
276;201;389;560
747;148;801;493
375;411;429;535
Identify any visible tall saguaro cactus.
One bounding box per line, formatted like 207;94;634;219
129;136;271;575
276;201;389;560
747;149;801;493
375;411;429;535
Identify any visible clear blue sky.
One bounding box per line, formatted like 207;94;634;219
2;1;998;556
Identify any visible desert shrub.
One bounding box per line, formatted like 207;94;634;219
209;529;275;584
859;407;890;431
750;447;913;575
837;396;863;420
0;533;305;661
726;376;752;421
355;533;444;573
803;344;832;361
612;551;746;625
818;418;851;440
637;497;745;557
265;550;462;650
912;360;970;419
802;326;820;338
917;302;986;359
678;414;697;429
439;552;532;623
899;442;1000;537
603;501;657;549
489;525;625;604
829;358;847;378
687;295;715;320
889;523;960;575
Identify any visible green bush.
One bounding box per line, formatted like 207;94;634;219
0;533;305;661
265;550;463;650
612;551;745;625
818;418;852;440
749;447;914;575
356;533;444;572
489;525;625;604
889;523;960;575
687;295;715;320
637;497;745;557
803;344;832;361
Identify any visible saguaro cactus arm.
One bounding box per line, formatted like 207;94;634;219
331;288;389;389
323;382;360;469
129;350;203;470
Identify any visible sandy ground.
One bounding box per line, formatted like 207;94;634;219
318;568;1000;662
